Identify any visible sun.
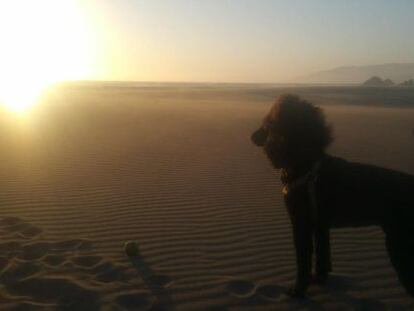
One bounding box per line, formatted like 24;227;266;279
0;0;95;113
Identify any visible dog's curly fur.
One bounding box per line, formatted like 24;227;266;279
252;94;414;298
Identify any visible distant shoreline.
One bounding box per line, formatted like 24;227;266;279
56;80;362;89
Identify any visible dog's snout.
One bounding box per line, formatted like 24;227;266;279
251;128;267;146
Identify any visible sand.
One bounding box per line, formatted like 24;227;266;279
0;85;413;310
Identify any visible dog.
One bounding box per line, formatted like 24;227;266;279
251;94;414;298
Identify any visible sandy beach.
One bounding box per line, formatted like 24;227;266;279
0;85;413;310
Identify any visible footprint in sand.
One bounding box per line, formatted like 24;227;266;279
6;277;101;311
226;280;256;298
0;217;102;311
18;242;52;261
71;255;102;268
0;241;22;258
0;217;177;310
0;217;43;239
52;238;94;252
1;261;43;285
88;261;133;283
42;254;66;267
1;238;95;263
18;225;43;239
0;216;24;226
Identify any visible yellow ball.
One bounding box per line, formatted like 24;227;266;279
124;241;140;257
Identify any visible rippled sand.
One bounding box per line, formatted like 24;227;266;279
0;85;413;310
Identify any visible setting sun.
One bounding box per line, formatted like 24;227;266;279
0;0;94;112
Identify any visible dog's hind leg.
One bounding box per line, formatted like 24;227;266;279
385;231;414;297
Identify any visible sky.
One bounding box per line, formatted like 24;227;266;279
2;0;414;87
83;0;414;83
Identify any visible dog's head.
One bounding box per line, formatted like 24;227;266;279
251;94;332;169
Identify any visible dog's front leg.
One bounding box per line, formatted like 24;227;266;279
314;225;331;284
288;216;313;297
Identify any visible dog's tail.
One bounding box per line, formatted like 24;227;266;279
385;228;414;297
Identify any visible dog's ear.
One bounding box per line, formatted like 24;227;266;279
251;128;267;146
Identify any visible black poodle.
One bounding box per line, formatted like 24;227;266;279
251;94;414;298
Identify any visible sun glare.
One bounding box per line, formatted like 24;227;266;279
0;0;94;113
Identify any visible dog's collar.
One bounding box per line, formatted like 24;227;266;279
282;161;322;225
281;161;321;195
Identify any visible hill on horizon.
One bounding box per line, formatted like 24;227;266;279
298;63;414;84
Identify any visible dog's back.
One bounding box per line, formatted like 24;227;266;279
317;155;414;229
